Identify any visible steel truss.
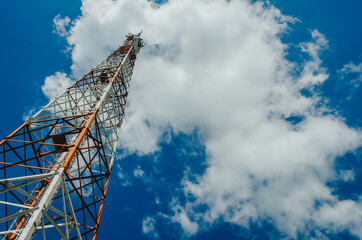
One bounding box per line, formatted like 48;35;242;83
0;33;144;240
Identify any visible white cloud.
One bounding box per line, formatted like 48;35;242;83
53;0;362;238
23;107;37;121
337;61;362;101
142;216;159;239
171;203;199;236
339;169;355;182
340;62;362;78
297;30;329;89
53;14;71;38
134;165;145;177
116;165;132;186
41;72;73;99
313;200;362;237
339;62;362;86
142;216;156;233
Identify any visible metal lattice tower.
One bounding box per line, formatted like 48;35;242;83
0;33;144;240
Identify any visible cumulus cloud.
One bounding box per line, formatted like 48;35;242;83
53;14;71;38
134;165;145;178
41;72;73;99
339;62;362;81
339;62;362;87
336;61;362;101
313;200;362;237
297;29;329;89
339;169;355;182
116;165;132;186
52;0;362;238
171;203;199;236
142;216;159;239
22;107;37;121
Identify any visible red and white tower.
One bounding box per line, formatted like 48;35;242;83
0;33;144;239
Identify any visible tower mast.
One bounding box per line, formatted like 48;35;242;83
0;33;144;239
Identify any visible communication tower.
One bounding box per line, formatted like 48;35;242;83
0;33;144;239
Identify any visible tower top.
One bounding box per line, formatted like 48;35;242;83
124;32;145;48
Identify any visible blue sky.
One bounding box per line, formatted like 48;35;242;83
0;0;361;239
